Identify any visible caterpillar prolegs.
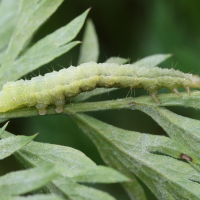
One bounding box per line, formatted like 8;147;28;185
1;61;200;115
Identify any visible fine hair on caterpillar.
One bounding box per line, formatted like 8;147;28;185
1;61;200;115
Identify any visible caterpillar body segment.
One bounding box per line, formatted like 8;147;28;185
0;61;199;115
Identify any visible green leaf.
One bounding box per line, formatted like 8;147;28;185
147;136;199;163
72;165;129;183
1;41;80;85
0;165;57;195
0;122;36;160
14;138;96;177
1;0;63;68
73;113;200;200
0;9;90;86
0;134;36;160
0;194;64;200
0;121;9;137
133;53;172;67
105;57;129;65
135;105;200;162
0;0;19;52
78;19;99;64
52;177;116;200
15;136;129;184
0;131;128;199
0;51;4;64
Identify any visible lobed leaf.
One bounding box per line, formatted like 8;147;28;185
72;165;129;183
0;165;57;195
0;51;4;64
0;121;37;160
133;53;172;67
0;194;64;200
0;9;90;87
0;130;128;199
105;57;129;65
0;134;36;160
1;41;80;86
0;121;9;137
13;138;96;177
1;0;63;68
78;19;99;65
135;105;200;162
73;113;200;200
0;0;19;52
52;177;116;200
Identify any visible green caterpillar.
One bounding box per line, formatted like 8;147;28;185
0;61;199;115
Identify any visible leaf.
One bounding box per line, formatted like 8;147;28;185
135;105;200;162
0;118;10;124
0;121;9;137
0;165;57;195
52;177;116;200
0;131;128;199
0;0;19;51
133;53;172;67
1;41;80;85
78;19;99;64
72;165;129;183
1;0;63;68
146;136;199;163
0;134;36;160
0;51;4;64
15;141;96;178
105;57;129;65
0;9;90;86
73;113;200;200
0;121;37;160
0;194;64;200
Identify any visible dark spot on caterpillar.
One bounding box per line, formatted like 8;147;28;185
180;153;192;162
129;102;136;106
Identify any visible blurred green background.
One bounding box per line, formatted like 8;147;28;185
1;0;200;199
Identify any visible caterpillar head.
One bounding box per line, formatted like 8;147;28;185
192;75;200;89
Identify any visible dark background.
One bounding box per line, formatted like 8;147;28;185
1;0;200;199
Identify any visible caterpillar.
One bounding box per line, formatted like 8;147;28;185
0;61;199;115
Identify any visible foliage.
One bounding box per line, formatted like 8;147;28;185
0;0;200;200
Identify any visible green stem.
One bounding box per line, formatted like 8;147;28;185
0;91;199;121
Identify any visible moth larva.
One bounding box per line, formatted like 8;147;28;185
0;61;199;115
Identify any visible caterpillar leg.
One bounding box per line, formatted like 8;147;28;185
186;86;190;96
151;94;161;104
36;103;47;115
172;88;182;97
54;99;65;113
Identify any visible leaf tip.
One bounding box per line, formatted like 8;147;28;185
35;132;39;136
